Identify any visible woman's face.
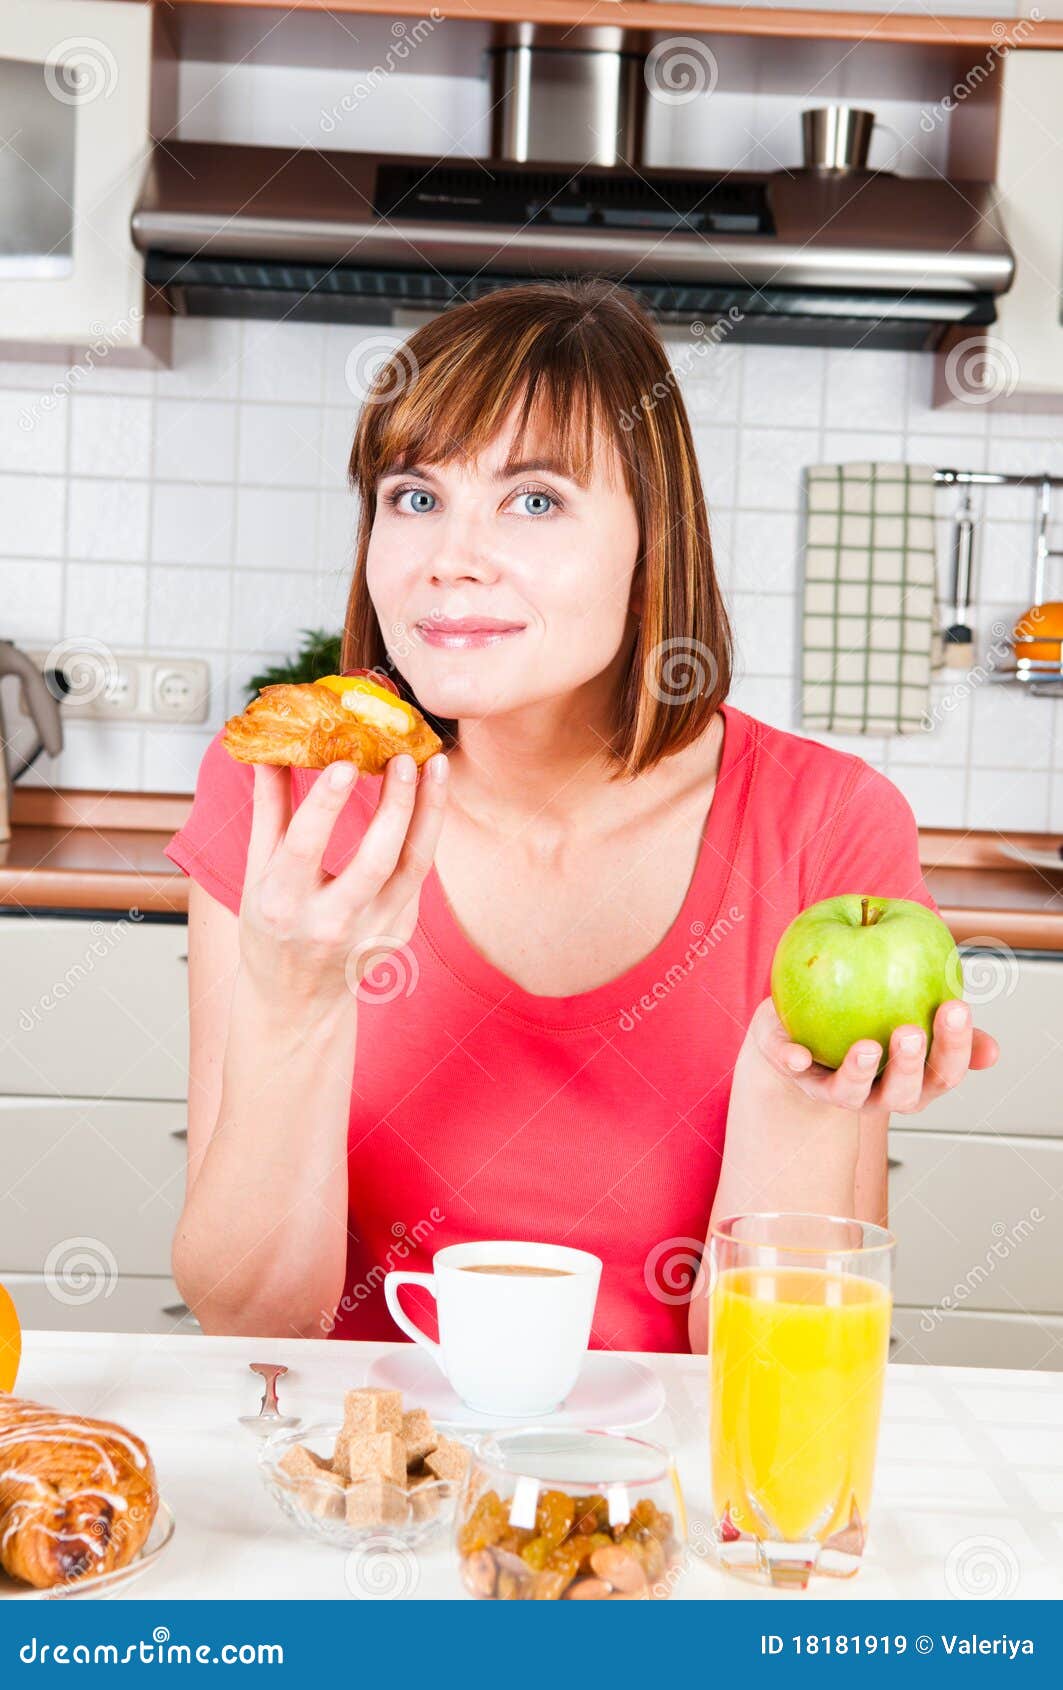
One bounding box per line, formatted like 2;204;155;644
365;404;641;726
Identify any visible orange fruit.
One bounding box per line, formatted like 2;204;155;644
0;1283;21;1393
1013;602;1063;663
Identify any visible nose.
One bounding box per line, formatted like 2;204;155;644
426;509;500;588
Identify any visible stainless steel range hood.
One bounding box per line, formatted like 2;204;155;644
131;140;1014;351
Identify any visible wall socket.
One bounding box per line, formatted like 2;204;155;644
24;649;211;725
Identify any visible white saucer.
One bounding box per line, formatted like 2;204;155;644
366;1348;665;1433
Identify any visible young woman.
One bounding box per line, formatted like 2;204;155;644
165;279;998;1354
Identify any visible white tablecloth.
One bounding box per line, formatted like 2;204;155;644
10;1332;1063;1600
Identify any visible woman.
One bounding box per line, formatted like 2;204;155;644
165;279;997;1354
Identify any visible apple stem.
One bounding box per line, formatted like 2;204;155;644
860;897;881;927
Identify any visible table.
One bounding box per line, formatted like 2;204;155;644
10;1332;1063;1600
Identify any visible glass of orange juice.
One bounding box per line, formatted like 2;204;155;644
708;1213;894;1589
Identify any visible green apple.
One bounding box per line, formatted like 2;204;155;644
770;895;961;1075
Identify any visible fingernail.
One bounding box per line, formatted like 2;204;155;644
786;1052;806;1070
393;754;416;782
328;762;355;789
857;1049;879;1070
429;754;448;783
945;1003;967;1029
901;1031;923;1053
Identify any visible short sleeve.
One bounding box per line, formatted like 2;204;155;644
809;759;940;916
164;729;255;917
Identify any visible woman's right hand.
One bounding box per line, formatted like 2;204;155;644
238;750;449;1018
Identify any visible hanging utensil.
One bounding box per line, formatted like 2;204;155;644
943;492;975;668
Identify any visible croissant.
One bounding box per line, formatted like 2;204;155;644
223;675;443;777
0;1395;158;1589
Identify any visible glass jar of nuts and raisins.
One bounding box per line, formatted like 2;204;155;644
455;1428;686;1600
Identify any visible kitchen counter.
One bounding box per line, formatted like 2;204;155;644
3;790;1063;950
9;1331;1063;1600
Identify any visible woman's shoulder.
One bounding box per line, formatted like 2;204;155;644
726;701;906;814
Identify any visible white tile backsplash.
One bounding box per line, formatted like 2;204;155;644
2;312;1062;827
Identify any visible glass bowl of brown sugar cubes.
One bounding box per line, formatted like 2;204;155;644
259;1387;470;1548
456;1428;686;1599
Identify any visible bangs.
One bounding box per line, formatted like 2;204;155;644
350;320;620;499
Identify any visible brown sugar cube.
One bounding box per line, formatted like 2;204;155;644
279;1444;334;1482
331;1427;351;1476
408;1471;441;1523
345;1475;407;1529
341;1387;402;1437
401;1408;438;1467
345;1431;406;1489
423;1436;469;1484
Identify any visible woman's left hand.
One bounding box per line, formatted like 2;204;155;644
749;996;1000;1116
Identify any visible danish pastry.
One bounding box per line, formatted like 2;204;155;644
0;1396;158;1589
223;673;443;777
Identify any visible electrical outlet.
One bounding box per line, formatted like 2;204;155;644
23;649;211;725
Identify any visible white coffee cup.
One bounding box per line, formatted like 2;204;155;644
384;1240;602;1417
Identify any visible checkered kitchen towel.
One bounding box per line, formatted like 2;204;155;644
800;462;945;735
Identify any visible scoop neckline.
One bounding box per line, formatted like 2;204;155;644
416;701;754;1030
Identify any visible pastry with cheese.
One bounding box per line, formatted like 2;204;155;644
222;674;443;776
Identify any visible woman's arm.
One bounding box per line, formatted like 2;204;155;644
172;750;448;1338
687;995;998;1352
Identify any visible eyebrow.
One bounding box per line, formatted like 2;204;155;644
380;456;587;486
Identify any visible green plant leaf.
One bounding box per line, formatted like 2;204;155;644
246;629;344;698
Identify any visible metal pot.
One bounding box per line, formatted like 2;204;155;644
487;24;647;168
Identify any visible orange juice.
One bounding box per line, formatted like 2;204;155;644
710;1266;890;1544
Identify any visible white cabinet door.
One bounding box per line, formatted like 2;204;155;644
0;1096;186;1277
3;1272;198;1336
889;1128;1063;1315
909;952;1063;1140
0;915;189;1100
891;1307;1063;1372
0;0;161;360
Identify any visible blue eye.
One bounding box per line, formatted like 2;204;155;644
387;487;436;513
514;489;557;516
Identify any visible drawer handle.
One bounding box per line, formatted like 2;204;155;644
889;1334;900;1353
887;1157;902;1171
170;1128;188;1142
177;953;188;964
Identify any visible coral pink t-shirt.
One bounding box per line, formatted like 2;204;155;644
164;702;937;1354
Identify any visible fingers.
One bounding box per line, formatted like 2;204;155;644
274;757;363;889
970;1027;1000;1070
812;1039;883;1111
922;999;972;1096
245;763;292;885
325;751;447;915
381;753;450;908
874;1024;928;1113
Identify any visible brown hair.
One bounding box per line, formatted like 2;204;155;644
343;278;732;778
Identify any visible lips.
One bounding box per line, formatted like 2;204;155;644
414;616;527;651
417;617;525;634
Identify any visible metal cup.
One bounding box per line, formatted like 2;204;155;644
801;106;876;172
